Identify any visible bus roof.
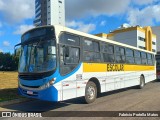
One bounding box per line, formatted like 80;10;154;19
23;25;155;54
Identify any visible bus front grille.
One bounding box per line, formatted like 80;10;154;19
19;75;44;80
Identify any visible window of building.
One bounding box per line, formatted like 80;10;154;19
152;41;156;45
139;46;146;50
59;1;62;3
152;49;156;52
138;36;145;42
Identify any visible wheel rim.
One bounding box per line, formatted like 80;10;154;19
87;86;95;100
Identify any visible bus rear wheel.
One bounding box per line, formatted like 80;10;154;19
139;75;145;89
85;81;97;104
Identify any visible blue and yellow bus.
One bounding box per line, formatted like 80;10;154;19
15;25;156;103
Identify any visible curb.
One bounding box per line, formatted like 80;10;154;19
0;98;32;107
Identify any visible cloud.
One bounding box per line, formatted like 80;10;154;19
66;0;131;20
0;0;34;24
132;0;159;5
127;5;160;26
3;41;10;47
100;21;107;26
14;24;34;35
66;21;96;33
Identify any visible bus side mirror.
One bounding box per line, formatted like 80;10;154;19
14;45;21;57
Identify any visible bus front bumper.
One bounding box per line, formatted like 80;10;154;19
18;86;58;102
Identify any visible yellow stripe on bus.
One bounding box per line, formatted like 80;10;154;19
83;63;155;72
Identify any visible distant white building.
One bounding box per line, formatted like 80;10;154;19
95;25;157;53
152;26;160;53
34;0;65;26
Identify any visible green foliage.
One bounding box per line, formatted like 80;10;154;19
0;52;19;71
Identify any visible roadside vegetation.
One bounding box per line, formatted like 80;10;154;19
0;52;21;102
0;88;23;102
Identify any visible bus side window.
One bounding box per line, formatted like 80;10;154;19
60;45;80;76
115;46;125;63
83;39;101;62
147;53;152;65
101;43;114;63
141;52;147;65
65;47;80;64
152;54;155;65
134;50;141;64
126;48;134;64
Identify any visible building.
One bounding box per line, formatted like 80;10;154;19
152;26;160;53
95;25;157;53
34;0;65;26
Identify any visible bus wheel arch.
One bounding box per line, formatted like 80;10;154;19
84;77;101;104
139;74;145;89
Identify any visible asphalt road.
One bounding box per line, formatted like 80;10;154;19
1;80;160;120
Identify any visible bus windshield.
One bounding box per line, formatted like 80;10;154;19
19;39;56;73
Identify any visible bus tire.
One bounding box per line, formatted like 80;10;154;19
85;81;97;104
139;75;145;89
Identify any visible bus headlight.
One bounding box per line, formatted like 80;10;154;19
40;78;56;90
49;78;56;85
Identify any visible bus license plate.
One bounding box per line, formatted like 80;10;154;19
27;91;33;95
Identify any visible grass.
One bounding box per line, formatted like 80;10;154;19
0;88;23;102
0;71;18;89
0;71;23;102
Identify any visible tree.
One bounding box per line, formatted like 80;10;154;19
0;52;19;71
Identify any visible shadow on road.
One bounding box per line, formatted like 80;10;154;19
1;80;158;112
1;96;86;112
1;87;136;112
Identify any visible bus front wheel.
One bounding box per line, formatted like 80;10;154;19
139;75;145;89
85;81;97;104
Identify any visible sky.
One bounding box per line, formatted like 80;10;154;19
0;0;160;53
